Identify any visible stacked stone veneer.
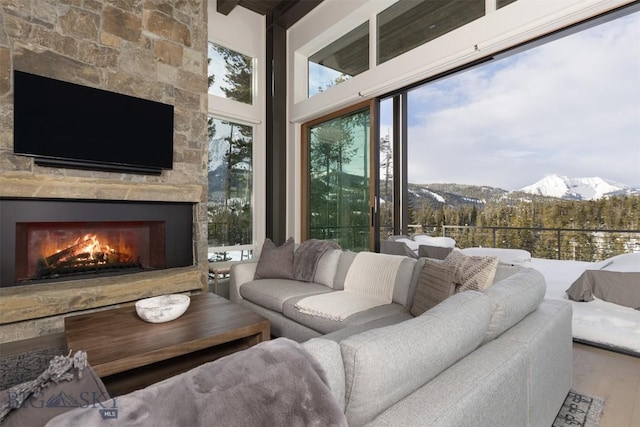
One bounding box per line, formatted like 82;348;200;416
0;0;209;343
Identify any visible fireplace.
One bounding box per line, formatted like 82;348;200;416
1;199;194;288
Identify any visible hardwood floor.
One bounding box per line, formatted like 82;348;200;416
572;342;640;427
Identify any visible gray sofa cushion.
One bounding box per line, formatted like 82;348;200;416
367;338;529;427
498;300;573;427
340;291;492;426
333;252;357;290
283;297;409;336
403;257;425;308
302;338;346;410
314;249;342;288
482;268;546;344
240;279;332;313
322;311;413;343
391;257;420;306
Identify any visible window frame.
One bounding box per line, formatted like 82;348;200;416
208;2;266;258
301;99;377;251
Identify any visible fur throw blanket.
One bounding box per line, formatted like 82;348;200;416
45;339;347;427
293;239;341;282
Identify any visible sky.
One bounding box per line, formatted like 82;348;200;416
387;10;640;190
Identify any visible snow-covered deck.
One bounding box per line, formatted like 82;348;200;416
529;255;640;356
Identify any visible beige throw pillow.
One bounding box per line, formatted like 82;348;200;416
443;250;499;293
410;259;457;316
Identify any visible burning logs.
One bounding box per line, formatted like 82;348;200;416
36;234;140;279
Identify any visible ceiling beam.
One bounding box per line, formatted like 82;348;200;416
271;0;323;29
217;0;240;16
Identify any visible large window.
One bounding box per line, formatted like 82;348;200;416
207;118;253;251
209;4;266;269
378;7;639;258
302;102;374;251
207;40;257;262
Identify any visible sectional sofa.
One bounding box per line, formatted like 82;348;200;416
229;245;573;426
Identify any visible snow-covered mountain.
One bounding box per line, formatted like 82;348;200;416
517;174;638;200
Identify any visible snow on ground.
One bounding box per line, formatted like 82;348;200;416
529;257;640;356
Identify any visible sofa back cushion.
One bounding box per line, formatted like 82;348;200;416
482;268;546;344
391;257;419;306
333;252;358;290
313;249;342;288
302;338;346;410
340;291;492;426
333;252;418;307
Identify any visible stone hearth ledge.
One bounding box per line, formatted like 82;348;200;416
0;175;203;202
0;266;204;325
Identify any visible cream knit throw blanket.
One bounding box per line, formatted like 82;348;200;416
295;252;405;321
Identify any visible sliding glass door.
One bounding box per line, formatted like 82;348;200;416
302;101;375;251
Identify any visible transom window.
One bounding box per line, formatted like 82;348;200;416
207;42;254;105
308;21;369;97
377;0;485;65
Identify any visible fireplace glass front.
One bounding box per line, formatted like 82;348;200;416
15;221;166;283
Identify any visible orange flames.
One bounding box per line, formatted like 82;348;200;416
54;234;115;263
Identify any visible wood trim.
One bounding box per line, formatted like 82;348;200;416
300;99;376;249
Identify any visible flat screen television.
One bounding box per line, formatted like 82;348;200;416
13;70;174;175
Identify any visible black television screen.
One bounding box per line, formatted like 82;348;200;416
13;70;174;174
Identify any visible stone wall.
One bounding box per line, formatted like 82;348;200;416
0;0;209;343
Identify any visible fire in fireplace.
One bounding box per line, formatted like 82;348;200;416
16;221;166;282
0;199;194;288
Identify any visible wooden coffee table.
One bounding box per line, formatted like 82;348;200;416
64;293;269;395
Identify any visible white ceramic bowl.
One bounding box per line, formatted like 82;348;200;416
135;294;190;323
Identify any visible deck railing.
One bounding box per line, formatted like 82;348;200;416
440;225;640;262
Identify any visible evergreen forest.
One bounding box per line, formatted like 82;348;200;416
408;190;640;261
